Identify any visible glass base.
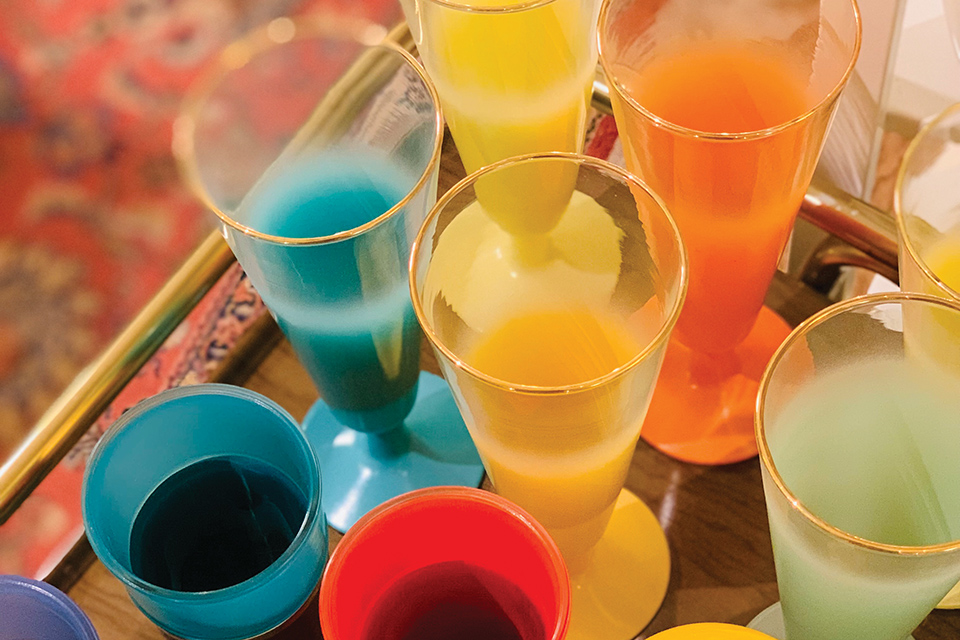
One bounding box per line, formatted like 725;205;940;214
565;489;670;640
748;602;916;640
640;306;792;465
302;371;485;532
937;580;960;609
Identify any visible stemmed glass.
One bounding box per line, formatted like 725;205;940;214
173;16;484;532
410;152;687;639
399;0;600;228
894;101;960;375
598;0;862;464
894;101;960;607
751;293;960;640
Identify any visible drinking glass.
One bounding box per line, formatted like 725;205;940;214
0;575;100;640
399;0;600;228
599;0;862;464
751;294;960;640
319;486;570;640
173;16;483;532
82;384;327;640
894;101;960;607
410;152;687;639
894;101;960;374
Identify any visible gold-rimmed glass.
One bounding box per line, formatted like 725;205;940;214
410;152;687;639
894;101;960;608
598;0;862;465
173;15;484;534
752;293;960;640
894;101;960;374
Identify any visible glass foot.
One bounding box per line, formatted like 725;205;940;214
748;602;916;640
566;489;670;640
640;306;792;465
937;580;960;609
302;371;485;532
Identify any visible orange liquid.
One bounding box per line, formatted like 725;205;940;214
469;310;635;387
463;308;658;558
615;41;817;353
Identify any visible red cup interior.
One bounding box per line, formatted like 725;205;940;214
318;486;570;640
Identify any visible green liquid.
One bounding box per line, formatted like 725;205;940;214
766;358;960;640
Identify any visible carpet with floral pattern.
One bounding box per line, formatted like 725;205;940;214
0;0;400;578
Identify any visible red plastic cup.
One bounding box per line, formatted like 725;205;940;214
319;486;570;640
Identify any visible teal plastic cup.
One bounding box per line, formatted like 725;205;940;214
81;384;327;640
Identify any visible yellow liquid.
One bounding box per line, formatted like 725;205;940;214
408;0;595;235
910;230;960;377
924;230;960;294
465;308;648;559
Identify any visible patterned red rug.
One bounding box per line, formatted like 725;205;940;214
0;0;400;577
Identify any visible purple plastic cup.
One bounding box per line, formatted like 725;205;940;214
0;574;99;640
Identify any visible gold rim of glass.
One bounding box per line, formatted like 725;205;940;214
409;151;689;395
893;101;960;302
596;0;862;141
419;0;558;14
172;15;444;247
755;291;960;556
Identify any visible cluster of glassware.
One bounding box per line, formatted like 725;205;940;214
39;1;960;640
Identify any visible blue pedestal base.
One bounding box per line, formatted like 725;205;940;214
302;371;485;532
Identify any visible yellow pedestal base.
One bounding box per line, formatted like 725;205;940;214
565;489;670;640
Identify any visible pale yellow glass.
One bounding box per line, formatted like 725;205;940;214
894;102;960;607
894;102;960;378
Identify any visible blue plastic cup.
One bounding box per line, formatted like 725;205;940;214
81;384;327;640
0;575;100;640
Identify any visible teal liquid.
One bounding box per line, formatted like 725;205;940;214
767;358;960;640
236;151;422;431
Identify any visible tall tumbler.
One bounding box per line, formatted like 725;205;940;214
599;0;861;464
174;16;483;533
